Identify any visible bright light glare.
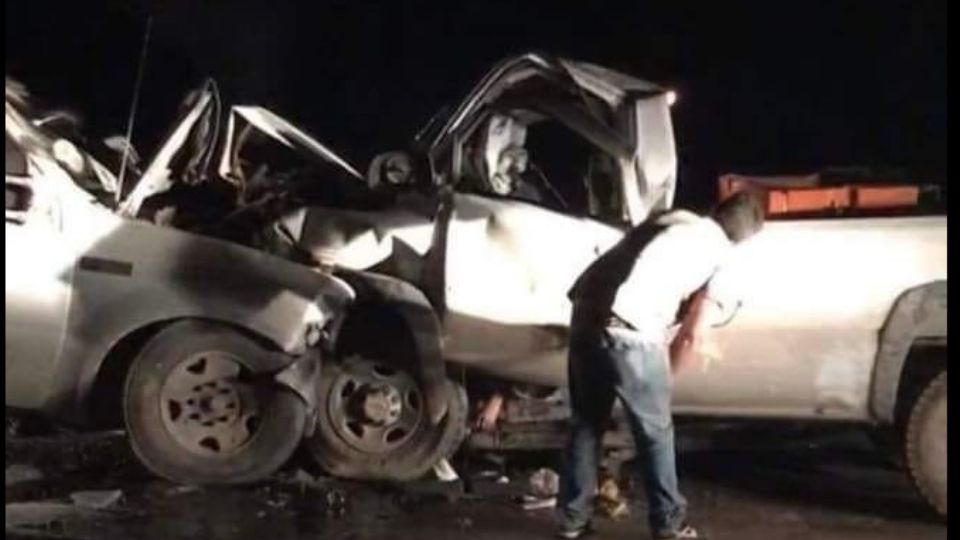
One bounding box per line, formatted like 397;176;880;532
666;90;678;106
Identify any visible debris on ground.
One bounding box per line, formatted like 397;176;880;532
69;489;123;510
322;488;349;517
290;468;320;486
519;468;559;511
528;468;559;498
433;458;460;482
5;500;94;528
5;430;134;475
265;491;292;509
519;494;556;511
164;484;201;497
597;473;629;520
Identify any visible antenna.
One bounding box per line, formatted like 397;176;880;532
116;15;153;205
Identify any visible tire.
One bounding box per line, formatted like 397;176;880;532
306;356;468;482
123;321;306;485
904;370;947;517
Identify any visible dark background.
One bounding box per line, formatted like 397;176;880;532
6;0;947;207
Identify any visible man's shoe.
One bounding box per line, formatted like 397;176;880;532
654;523;702;539
556;520;594;539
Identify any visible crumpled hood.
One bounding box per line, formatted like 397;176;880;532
120;82;362;218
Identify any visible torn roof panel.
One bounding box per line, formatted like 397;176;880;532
558;59;666;107
426;52;669;153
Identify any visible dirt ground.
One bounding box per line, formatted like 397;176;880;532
5;424;946;540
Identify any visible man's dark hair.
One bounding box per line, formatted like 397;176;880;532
711;190;765;242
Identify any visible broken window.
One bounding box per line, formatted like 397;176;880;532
458;108;625;224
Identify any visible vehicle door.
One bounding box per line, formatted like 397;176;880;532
439;121;625;385
5;134;75;408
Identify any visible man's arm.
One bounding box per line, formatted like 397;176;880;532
669;285;723;373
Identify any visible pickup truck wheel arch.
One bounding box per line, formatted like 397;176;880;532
332;271;450;425
53;267;354;427
870;281;947;425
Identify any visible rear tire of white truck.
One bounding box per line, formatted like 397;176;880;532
904;370;947;518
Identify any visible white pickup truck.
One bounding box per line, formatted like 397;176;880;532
263;54;946;516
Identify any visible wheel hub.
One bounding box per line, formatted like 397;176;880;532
159;352;262;456
359;385;403;426
186;381;241;424
327;358;424;455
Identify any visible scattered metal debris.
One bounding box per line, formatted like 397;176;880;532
433;458;460;482
519;468;559;511
5;500;93;528
527;468;559;498
69;489;123;510
163;484;201;497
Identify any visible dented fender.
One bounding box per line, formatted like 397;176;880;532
333;270;450;425
274;349;322;436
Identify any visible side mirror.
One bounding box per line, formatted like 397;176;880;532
367;151;414;190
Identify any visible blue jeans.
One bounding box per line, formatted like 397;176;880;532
558;326;687;535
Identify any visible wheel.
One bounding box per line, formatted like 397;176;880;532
123;321;306;484
904;370;947;517
307;356;468;481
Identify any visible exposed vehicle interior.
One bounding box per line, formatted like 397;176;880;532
454;98;630;226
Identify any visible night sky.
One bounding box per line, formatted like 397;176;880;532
6;0;947;207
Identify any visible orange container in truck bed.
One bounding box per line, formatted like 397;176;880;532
766;186;851;214
853;185;920;208
717;174;820;201
718;173;922;217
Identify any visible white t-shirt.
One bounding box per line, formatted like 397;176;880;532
611;210;732;340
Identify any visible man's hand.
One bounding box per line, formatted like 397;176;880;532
669;327;700;373
669;285;723;374
669;328;721;373
474;393;504;432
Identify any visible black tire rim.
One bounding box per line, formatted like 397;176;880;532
159;351;262;456
327;357;424;455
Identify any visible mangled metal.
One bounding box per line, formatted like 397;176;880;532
4;52;948;504
5;76;357;487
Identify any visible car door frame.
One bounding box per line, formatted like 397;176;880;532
423;99;636;384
